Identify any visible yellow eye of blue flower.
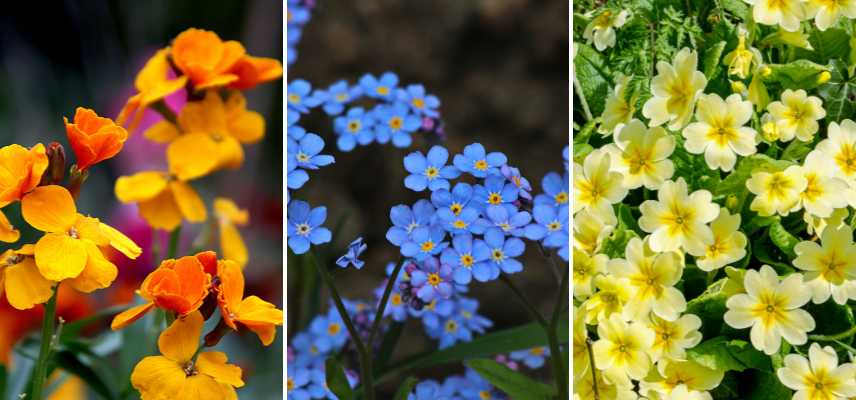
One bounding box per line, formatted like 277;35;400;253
453;219;468;229
288;93;301;104
554;191;568;204
428;273;442;286
491;249;505;262
335;92;348;102
347;120;361;133
376;86;390;96
297;152;310;162
474;159;488;171
547;221;562;231
424;166;439;179
327;323;341;336
488;192;502;204
460;253;474;267
450;203;463;215
421;240;435;252
389;116;403;130
412;98;425;108
444;319;458;332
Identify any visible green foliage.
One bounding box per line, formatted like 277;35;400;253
574;44;612;117
687;337;770;372
764;60;829;90
819;59;856;122
393;377;419;400
325;358;356;400
465;359;556;400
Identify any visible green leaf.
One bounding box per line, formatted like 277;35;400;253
0;364;6;400
746;370;792;399
805;300;855;336
716;154;793;196
392;376;419;400
686;280;728;338
376;321;404;373
779;139;813;161
703;41;727;79
819;59;855;123
752;239;795;274
572;143;594;164
601;228;638;259
54;351;117;400
768;222;799;259
465;359;555;400
617;204;640;234
60;304;130;342
325;358;355;400
574;118;599;144
765;60;829;90
719;0;749;18
686;337;770;372
574;43;612;116
806;28;851;64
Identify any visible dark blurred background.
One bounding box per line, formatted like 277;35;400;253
288;0;569;391
1;1;283;398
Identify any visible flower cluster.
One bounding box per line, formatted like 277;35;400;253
287;0;315;65
406;368;503;400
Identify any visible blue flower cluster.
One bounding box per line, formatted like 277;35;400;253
287;0;314;65
407;369;504;400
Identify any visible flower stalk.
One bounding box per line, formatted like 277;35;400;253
30;284;59;400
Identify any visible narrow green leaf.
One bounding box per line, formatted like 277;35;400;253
375;322;404;373
703;41;727;79
54;351;117;400
465;359;555;400
392;376;419;400
0;364;6;400
325;358;355;400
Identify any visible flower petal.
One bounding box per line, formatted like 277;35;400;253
21;185;76;232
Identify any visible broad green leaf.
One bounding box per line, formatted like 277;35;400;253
764;60;829;90
805;300;855;336
686;337;770;372
573;118;599;144
747;370;792;399
465;359;555;400
768;222;799;259
719;0;749;18
601;228;637;259
573;143;594;164
617;204;640;234
393;377;419;400
686;279;728;338
779;139;812;161
803;28;851;64
703;41;727;79
325;358;355;400
574;44;612;116
752;239;795;274
819;59;855;123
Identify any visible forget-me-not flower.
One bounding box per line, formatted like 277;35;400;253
441;233;488;285
386;199;436;246
336;237;367;269
316;80;361;115
289;133;335;170
501;164;533;201
360;71;399;100
400;225;448;260
397;84;440;117
403;145;461;192
472;174;519;211
374;102;421;147
473;204;531;237
510;347;550;369
287;200;332;254
453;143;507;178
410;257;455;302
474;227;525;277
287;79;321;113
534;171;569;207
333;107;375;151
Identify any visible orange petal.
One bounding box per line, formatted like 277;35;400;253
169;181;207;223
236;296;283;346
21;185;77;232
158;310;203;362
33;233;87;281
196;352;244;387
0;208;20;243
67;241;117;293
215;260;244;323
99;222;142;259
111;302;155;330
4;256;55;310
115;171;169;203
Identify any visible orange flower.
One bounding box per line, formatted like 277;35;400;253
214;198;249;267
216;260;282;345
111;252;213;330
0;245;54;310
228;55;283;90
0;209;19;243
0;143;48;207
171;28;245;90
65;108;129;170
116;48;188;131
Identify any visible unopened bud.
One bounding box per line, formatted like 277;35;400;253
759;65;772;77
762;121;779;141
818;71;831;84
42;142;66;185
730;80;747;93
726;195;739;211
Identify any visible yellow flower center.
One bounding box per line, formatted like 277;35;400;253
530;347;545;356
479;391;492;400
296;223;311;235
707;124;738;147
335;93;348;102
450;203;463;215
287;377;295;391
820;251;848;282
288;93;301;104
376;86;390;96
554;191;568;204
461;310;473;319
428;273;442;286
389;116;403;130
460;254;474;267
491;249;505;262
474;159;489;171
802;174;824;202
328;323;342;336
297;152;310;162
445;319;458;332
425;166;439;179
412;98;425;109
707;237;725;258
547;221;562;231
347;121;361;133
488;193;502;204
766;173;794;200
835;143;856;175
421;240;435;252
453;219;468;229
391;294;402;305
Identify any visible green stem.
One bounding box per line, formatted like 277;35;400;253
809;324;856;341
31;285;59;400
167;226;182;259
367;257;404;349
586;338;600;400
305;251;373;400
549;263;570;399
498;275;548;327
573;75;593;122
150;100;178;125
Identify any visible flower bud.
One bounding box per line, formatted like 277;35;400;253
42;142;66;185
818;71;831;84
730;80;747;94
759;65;772;77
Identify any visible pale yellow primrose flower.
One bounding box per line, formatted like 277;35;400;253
766;89;826;142
805;207;849;237
584;273;632;324
744;0;807;32
638;177;719;256
573;207;617;255
573;368;638;400
799;150;850;218
600;74;637;135
640;360;724;398
608;236;686;321
643;48;708;130
683;93;757;172
664;385;712;400
696;208;748;272
646;313;703;366
817;119;856;187
746;165;807;216
776;342;856;399
583;9;630;51
573;246;607;300
592;314;655;381
572;306;590;380
806;0;856;31
605;119;675;190
723;265;815;355
793;225;856;304
573;149;628;217
723;30;763;79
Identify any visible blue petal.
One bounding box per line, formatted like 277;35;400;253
452;233;473;253
472;262;494;282
337;135;357;152
439;165;461;179
503;238;525;257
287;170;309;189
404;152;427;173
289;236;310;254
484;228;506;248
288;200;311;222
524;224;548;240
405;175;429;191
401;242;420;257
500;258;523;274
486;152;507;166
390;205;414;227
426;146;448;166
392;132;412;148
308;206;327;227
309;228;332;244
463;143;486;159
453;267;472;285
427;178;449;192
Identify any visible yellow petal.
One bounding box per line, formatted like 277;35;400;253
111;302;155;330
196;352;244;387
21;185;77;232
214;136;244;170
237;296;283;346
0;208;20;243
169;181;207;223
139;76;187;106
159;310;203;363
34;233;87;281
138;191;184;231
115;171;169;203
178;374;237;400
74;215;108;246
47;374;85;400
178;92;227;134
130;355;185;400
167;134;218;181
67;241;117;293
5;257;54;310
228;110;264;144
219;223;247;268
99;222;142;259
144;121;181;143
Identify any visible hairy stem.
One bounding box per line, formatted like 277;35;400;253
31;284;59;400
586;337;600;400
809;324;856;342
573;75;594;122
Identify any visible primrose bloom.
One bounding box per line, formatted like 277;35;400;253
0;143;48;206
793;225;856;304
64;107;128;171
572;247;606;300
599;74;636;135
638;178;718;256
696;208;748;272
683;93;757;172
806;0;856;30
0;245;54;310
214;198;249;268
724;265;815;354
604;119;675;189
776;343;856;400
287;200;332;255
592;314;655;381
453;143;507;178
583;9;630;51
745;0;807;31
817;119;856;185
216;260;283;345
643;48;707;130
573;207;616;255
131;311;244;399
646;314;703;365
116;48;188;130
766;89;825;142
798;150;850;218
573;150;628;217
170;28;245;89
583;274;632;324
403;145;461;192
746;165;807;216
640;360;724;397
609;236;686;321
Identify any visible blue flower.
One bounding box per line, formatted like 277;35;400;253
453;143;507;178
473;227;525;277
360;71;399;100
472;175;519;211
287;200;332;254
435;205;479;235
289;133;335;170
289;332;325;368
441;233;489;285
526;204;569;261
408;380;454;400
316;80;362;115
410;257;455;302
307;368;337;399
534;172;569;207
287;79;321;113
563;145;569;172
287;365;312;400
333;107;375;151
455;297;492;335
473;204;531;237
501;164;533;201
397;84;440;117
430;182;475;216
410;298;455;330
373;102;421;148
287;155;309;190
510;346;550;369
336;237;368;269
400;225;448;260
386;200;436;246
431;314;472;348
403;145;461;192
309;310;348;352
458;368;502;400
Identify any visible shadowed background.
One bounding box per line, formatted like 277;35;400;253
288;0;569;392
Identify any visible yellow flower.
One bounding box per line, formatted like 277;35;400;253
776;342;856;399
21;185;141;284
573;247;606;300
767;89;826;142
145;91;265;173
746;165;807;216
643;48;707;130
696;208;748;272
214;198;249;268
0;209;20;243
638;178;719;256
583;274;632;324
806;0;856;30
117;49;188;132
131;311;244;399
608;237;686;321
592;314;655;381
0;245;54;310
745;0;808;31
582;9;630;51
793;225;856;304
599;74;636;135
573;149;628;217
604;119;675;189
573;306;590;380
646;314;702;365
683;93;757;172
640;360;724;398
723;265;815;354
817;119;856;185
805;207;848;237
573;208;616;255
723;30;762;79
573;369;638;400
760;112;781;142
798;150;850;218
